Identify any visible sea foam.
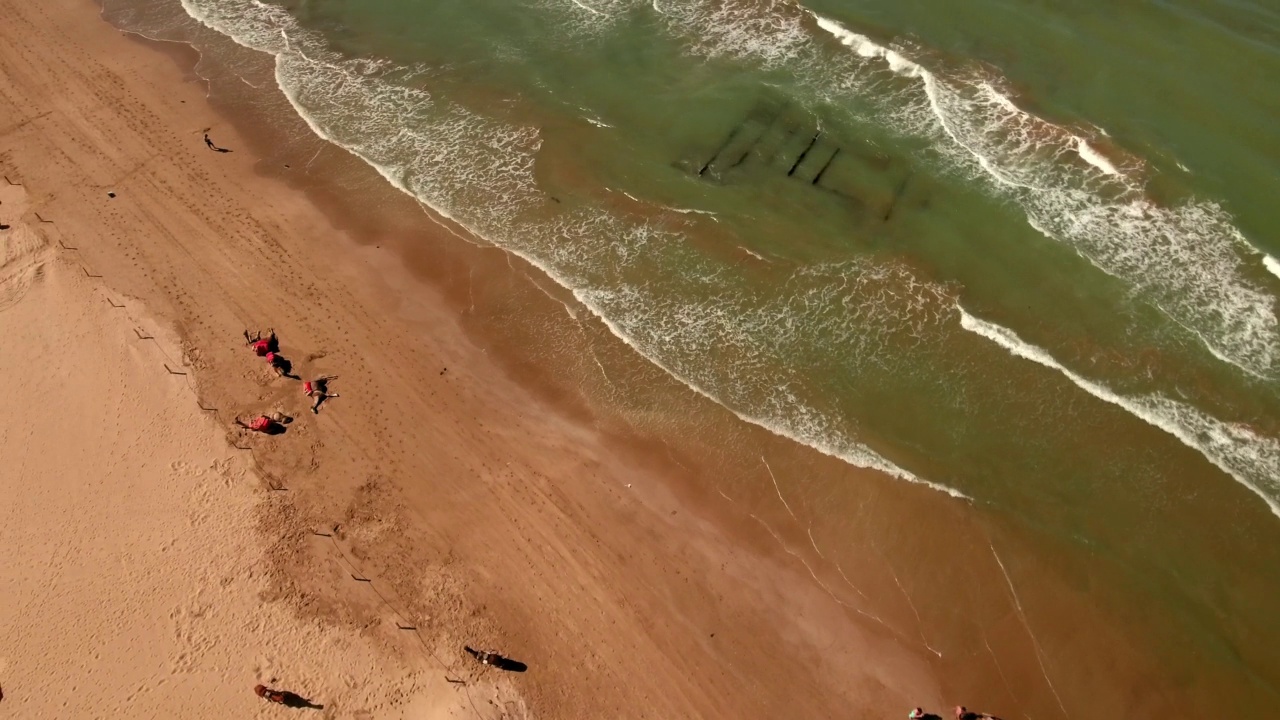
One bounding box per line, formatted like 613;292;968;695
805;12;1278;379
176;0;964;500
1265;255;1280;281
958;306;1280;517
648;0;1277;379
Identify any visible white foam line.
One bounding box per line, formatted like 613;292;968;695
718;488;890;628
1158;304;1273;383
813;10;1275;378
523;267;580;320
279;63;964;499
584;298;971;499
749;513;894;630
982;630;1021;705
805;525;825;558
1265;255;1280;282
762;456;799;522
957;305;1280;518
587;345;617;390
665;206;718;217
1075;137;1120;176
812;13;1045;192
990;543;1070;719
180;0;969;503
569;0;604;16
880;553;941;657
811;14;922;76
833;562;870;602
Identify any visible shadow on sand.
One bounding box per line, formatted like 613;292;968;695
278;691;324;710
465;646;528;673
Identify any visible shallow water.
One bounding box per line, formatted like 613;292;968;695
106;0;1280;713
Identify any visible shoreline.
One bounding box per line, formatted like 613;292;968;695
2;0;947;717
4;0;1270;717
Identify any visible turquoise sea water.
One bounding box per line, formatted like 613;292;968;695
105;0;1280;714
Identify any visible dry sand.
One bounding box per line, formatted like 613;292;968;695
0;0;944;718
0;182;473;718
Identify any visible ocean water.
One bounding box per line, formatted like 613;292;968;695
103;0;1280;714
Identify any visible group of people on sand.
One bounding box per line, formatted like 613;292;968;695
910;707;1001;720
235;329;340;434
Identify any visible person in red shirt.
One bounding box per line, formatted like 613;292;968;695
254;684;285;704
243;329;277;356
264;352;299;379
254;684;322;709
303;375;339;414
236;415;276;433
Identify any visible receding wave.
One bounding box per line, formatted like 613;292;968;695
174;0;966;499
636;1;1276;379
958;306;1280;517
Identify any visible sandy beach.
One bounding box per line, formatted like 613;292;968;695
0;1;947;717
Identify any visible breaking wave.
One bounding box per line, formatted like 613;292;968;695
959;305;1280;517
635;0;1278;378
173;0;967;499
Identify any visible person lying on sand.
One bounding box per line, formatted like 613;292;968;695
236;415;276;433
465;646;502;666
236;413;290;433
254;684;322;708
265;351;296;378
244;328;277;357
255;684;286;704
303;375;339;414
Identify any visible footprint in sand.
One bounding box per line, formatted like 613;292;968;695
0;185;54;312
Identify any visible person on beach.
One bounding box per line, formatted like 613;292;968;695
465;646;504;667
254;684;322;709
303;375;339;414
204;132;232;153
236;413;290;433
265;351;296;378
236;415;276;433
461;645;527;672
908;710;927;720
255;684;286;704
244;328;277;357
